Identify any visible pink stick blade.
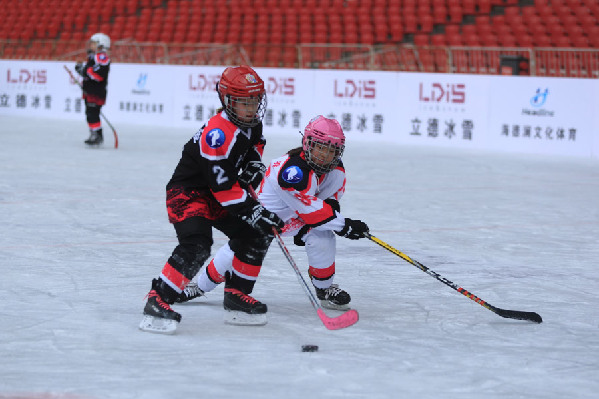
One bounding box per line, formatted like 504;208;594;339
317;308;359;330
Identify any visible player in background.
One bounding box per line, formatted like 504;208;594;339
139;65;284;334
188;115;369;311
74;33;111;146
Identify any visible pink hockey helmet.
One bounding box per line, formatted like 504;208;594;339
302;115;345;174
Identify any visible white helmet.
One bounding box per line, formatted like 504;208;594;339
90;33;111;50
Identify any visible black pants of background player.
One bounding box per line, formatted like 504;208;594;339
84;100;103;144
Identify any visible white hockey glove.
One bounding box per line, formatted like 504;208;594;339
238;161;266;190
239;204;284;236
336;218;369;240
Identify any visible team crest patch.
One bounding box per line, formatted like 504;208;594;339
282;166;303;183
245;74;257;83
205;128;226;148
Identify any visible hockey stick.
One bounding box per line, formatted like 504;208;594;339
366;233;542;323
248;186;359;330
63;65;119;149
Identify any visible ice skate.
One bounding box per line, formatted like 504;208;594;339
223;287;267;326
174;281;205;303
315;284;351;310
139;289;182;334
84;130;103;146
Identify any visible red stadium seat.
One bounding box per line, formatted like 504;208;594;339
480;33;499;46
516;34;534;48
414;33;430;46
420;15;434;33
0;0;593;77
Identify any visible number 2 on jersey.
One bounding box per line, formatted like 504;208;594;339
212;165;229;185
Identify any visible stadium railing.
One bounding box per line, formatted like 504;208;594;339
1;40;597;78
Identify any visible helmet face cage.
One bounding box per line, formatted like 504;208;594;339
217;66;267;129
222;93;267;129
304;136;345;175
302;116;345;174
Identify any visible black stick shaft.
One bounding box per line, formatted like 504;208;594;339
367;234;542;323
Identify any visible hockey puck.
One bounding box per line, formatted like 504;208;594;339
301;345;319;352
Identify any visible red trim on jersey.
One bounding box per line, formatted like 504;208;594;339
82;93;105;105
254;141;265;157
94;52;110;65
211;182;247;206
161;262;190;290
309;263;336;280
232;256;262;278
206;260;226;283
86;66;104;82
282;217;306;234
199;114;237;159
166;187;228;223
297;204;335;225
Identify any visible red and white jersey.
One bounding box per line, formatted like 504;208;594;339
259;151;346;235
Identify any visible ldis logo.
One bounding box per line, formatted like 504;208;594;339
188;74;221;92
7;69;47;84
266;77;295;96
334;79;376;99
419;82;465;103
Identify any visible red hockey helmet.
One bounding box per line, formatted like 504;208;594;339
217;65;267;128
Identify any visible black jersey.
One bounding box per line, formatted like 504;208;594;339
81;51;110;105
167;111;265;215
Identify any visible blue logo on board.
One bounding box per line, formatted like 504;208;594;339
282;166;303;183
530;88;549;107
205;128;226;148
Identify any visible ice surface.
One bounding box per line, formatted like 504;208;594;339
1;115;598;399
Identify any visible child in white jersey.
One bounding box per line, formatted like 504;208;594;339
186;115;369;312
256;115;369;309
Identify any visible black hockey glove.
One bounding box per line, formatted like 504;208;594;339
75;63;85;76
239;204;284;236
336;218;369;240
293;225;311;247
324;198;340;213
238;161;266;190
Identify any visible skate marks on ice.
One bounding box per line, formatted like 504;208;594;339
1;117;599;398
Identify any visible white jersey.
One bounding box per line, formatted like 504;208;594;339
259;152;347;236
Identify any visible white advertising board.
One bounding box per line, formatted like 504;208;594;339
0;60;83;121
169;66;317;135
256;67;317;137
595;91;599;158
169;64;225;130
309;69;398;142
486;76;596;157
2;60;598;158
101;63;177;126
395;72;491;148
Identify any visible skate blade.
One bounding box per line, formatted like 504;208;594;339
84;141;104;147
320;300;350;311
139;315;178;334
224;310;267;326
